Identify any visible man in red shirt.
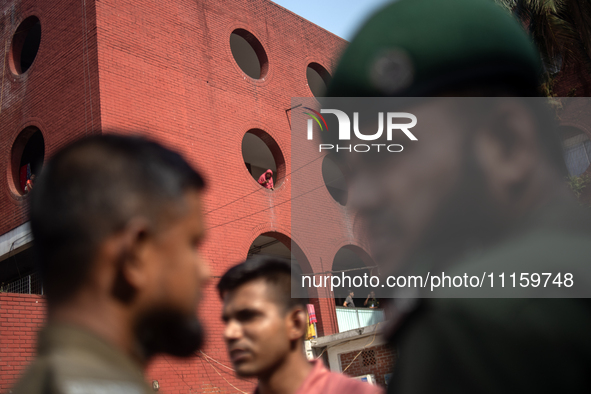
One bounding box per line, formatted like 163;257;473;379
219;257;384;394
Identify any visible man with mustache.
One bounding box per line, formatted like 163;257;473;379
219;257;383;394
13;135;210;393
323;0;591;392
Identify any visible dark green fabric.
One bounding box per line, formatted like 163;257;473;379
390;298;591;393
327;0;542;97
12;324;151;394
387;203;591;393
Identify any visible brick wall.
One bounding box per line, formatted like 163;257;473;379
0;293;45;393
0;0;101;235
104;0;355;382
340;344;396;389
145;284;257;393
3;0;590;392
0;0;374;392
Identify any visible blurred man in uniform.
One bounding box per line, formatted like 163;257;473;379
324;0;591;392
219;257;383;394
13;135;210;393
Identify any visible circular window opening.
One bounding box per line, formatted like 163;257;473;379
242;129;285;189
230;29;269;79
322;155;347;205
307;63;331;97
11;127;45;195
9;16;42;75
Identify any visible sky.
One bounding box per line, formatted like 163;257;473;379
271;0;393;40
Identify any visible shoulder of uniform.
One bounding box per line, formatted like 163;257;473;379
12;356;57;394
13;349;150;394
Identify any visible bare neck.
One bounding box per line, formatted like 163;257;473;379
257;346;313;394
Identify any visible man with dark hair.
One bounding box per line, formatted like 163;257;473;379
13;135;210;393
364;292;378;309
219;257;383;394
343;290;355;307
323;0;591;392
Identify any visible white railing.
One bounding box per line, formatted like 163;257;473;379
335;306;384;333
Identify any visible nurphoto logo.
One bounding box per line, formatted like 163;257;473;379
304;108;418;152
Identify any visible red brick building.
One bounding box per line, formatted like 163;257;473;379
4;1;589;392
341;344;395;386
0;0;390;392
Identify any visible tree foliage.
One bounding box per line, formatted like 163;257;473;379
496;0;591;94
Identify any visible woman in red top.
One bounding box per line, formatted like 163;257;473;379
258;169;274;190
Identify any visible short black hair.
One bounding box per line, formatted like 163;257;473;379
29;134;205;304
217;256;308;311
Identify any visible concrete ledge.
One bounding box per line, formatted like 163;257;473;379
310;322;386;348
0;222;33;262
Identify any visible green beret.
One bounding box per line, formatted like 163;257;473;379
327;0;542;97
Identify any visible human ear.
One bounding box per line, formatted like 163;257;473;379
110;217;151;302
287;307;308;341
474;99;538;201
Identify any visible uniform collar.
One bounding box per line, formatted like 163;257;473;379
37;323;144;379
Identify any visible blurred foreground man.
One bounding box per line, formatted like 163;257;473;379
13;135;210;393
219;257;383;394
325;0;591;392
